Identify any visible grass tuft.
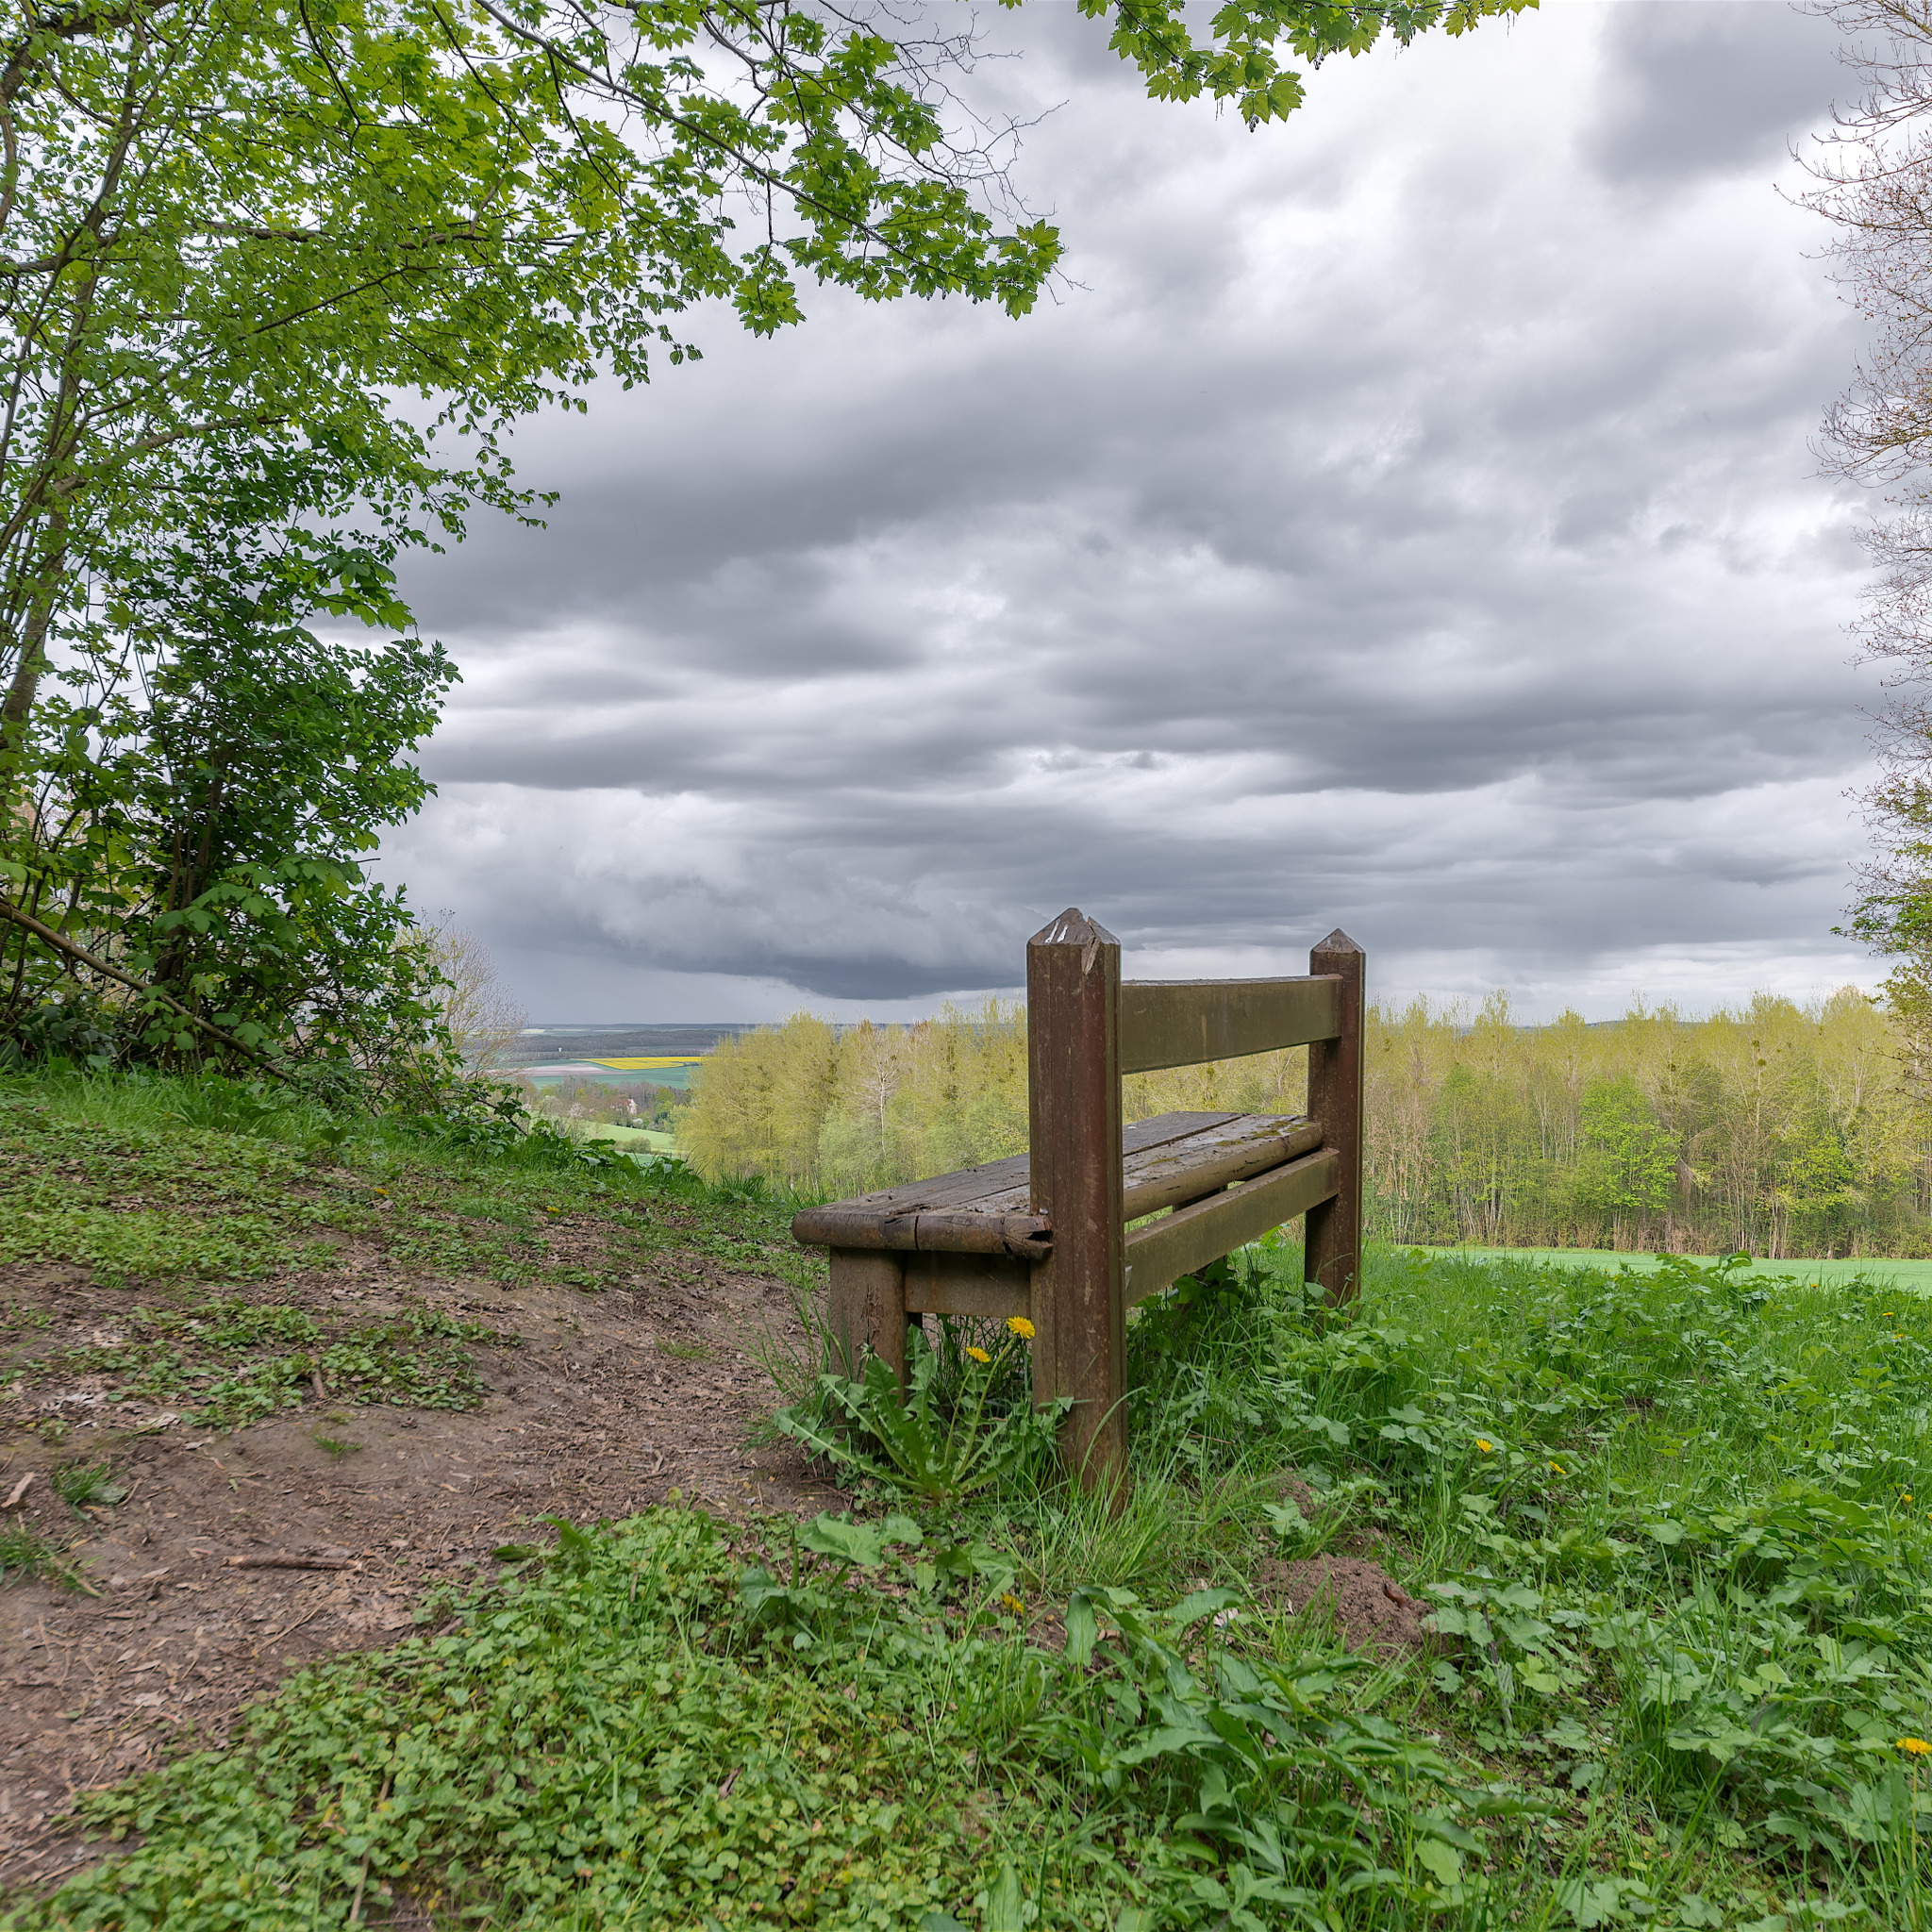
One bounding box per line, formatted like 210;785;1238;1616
49;1463;125;1513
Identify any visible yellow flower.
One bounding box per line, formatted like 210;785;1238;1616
1548;1461;1566;1476
1475;1439;1494;1454
1904;1493;1915;1505
999;1592;1025;1616
964;1345;991;1364
1899;1737;1932;1756
1006;1317;1036;1340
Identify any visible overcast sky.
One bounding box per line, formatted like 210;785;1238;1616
378;0;1888;1024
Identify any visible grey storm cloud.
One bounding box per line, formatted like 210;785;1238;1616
1583;0;1847;186
376;1;1884;1020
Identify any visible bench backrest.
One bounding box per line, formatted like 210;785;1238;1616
1025;908;1364;1491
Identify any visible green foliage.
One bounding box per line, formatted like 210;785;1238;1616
13;1507;1535;1932
1370;989;1926;1255
36;1296;518;1432
1118;1239;1932;1893
0;1091;343;1286
1569;1077;1678;1225
2;460;464;1093
683;1002;1032;1190
1073;0;1535;128
775;1323;1068;1504
10;1103;1932;1924
684;988;1930;1259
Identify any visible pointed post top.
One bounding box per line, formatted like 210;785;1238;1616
1312;928;1362;956
1028;908;1120;949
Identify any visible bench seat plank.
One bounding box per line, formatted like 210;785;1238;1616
791;1110;1320;1258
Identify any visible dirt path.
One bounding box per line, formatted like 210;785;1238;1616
0;1251;835;1889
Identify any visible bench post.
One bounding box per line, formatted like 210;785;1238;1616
825;1250;911;1384
1027;908;1126;1498
1304;930;1365;1305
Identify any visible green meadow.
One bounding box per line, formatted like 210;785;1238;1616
1424;1246;1932;1294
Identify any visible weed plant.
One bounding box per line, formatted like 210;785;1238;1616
775;1321;1067;1505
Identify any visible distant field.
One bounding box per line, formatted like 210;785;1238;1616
570;1122;678;1154
1419;1243;1932;1291
508;1059;705;1091
588;1056;705;1086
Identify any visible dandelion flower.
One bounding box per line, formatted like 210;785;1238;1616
1899;1738;1932;1756
1475;1439;1494;1454
999;1592;1025;1616
964;1345;991;1364
1006;1316;1036;1340
1904;1493;1915;1505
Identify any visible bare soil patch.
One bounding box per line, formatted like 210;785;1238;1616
1256;1553;1428;1656
0;1247;830;1887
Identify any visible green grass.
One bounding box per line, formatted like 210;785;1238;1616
0;1062;802;1263
49;1461;125;1513
1420;1243;1932;1293
0;1520;91;1593
7;1070;1932;1925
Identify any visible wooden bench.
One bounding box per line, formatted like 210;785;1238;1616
790;909;1363;1493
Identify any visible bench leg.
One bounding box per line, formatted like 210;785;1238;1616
1027;1263;1058;1412
1306;930;1365;1307
826;1248;911;1384
1027;909;1128;1507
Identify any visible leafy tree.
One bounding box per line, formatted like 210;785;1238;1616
1807;4;1932;1081
1567;1076;1676;1241
1;452;457;1087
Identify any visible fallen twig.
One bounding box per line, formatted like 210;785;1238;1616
225;1553;355;1571
0;894;286;1073
4;1470;35;1508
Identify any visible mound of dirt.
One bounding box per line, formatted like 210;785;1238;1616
1256;1554;1427;1656
1262;1468;1317;1518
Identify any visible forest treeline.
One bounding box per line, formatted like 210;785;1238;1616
682;988;1928;1258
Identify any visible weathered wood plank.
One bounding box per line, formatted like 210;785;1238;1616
1028;908;1127;1499
1123;1148;1341;1307
814;1149;1033;1218
1122;1115;1323;1220
1304;932;1365;1306
902;1250;1031;1320
1118;976;1342;1074
792;1111;1319;1254
789;1205;1051;1260
795;1112;1237;1227
942;1113;1241;1217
